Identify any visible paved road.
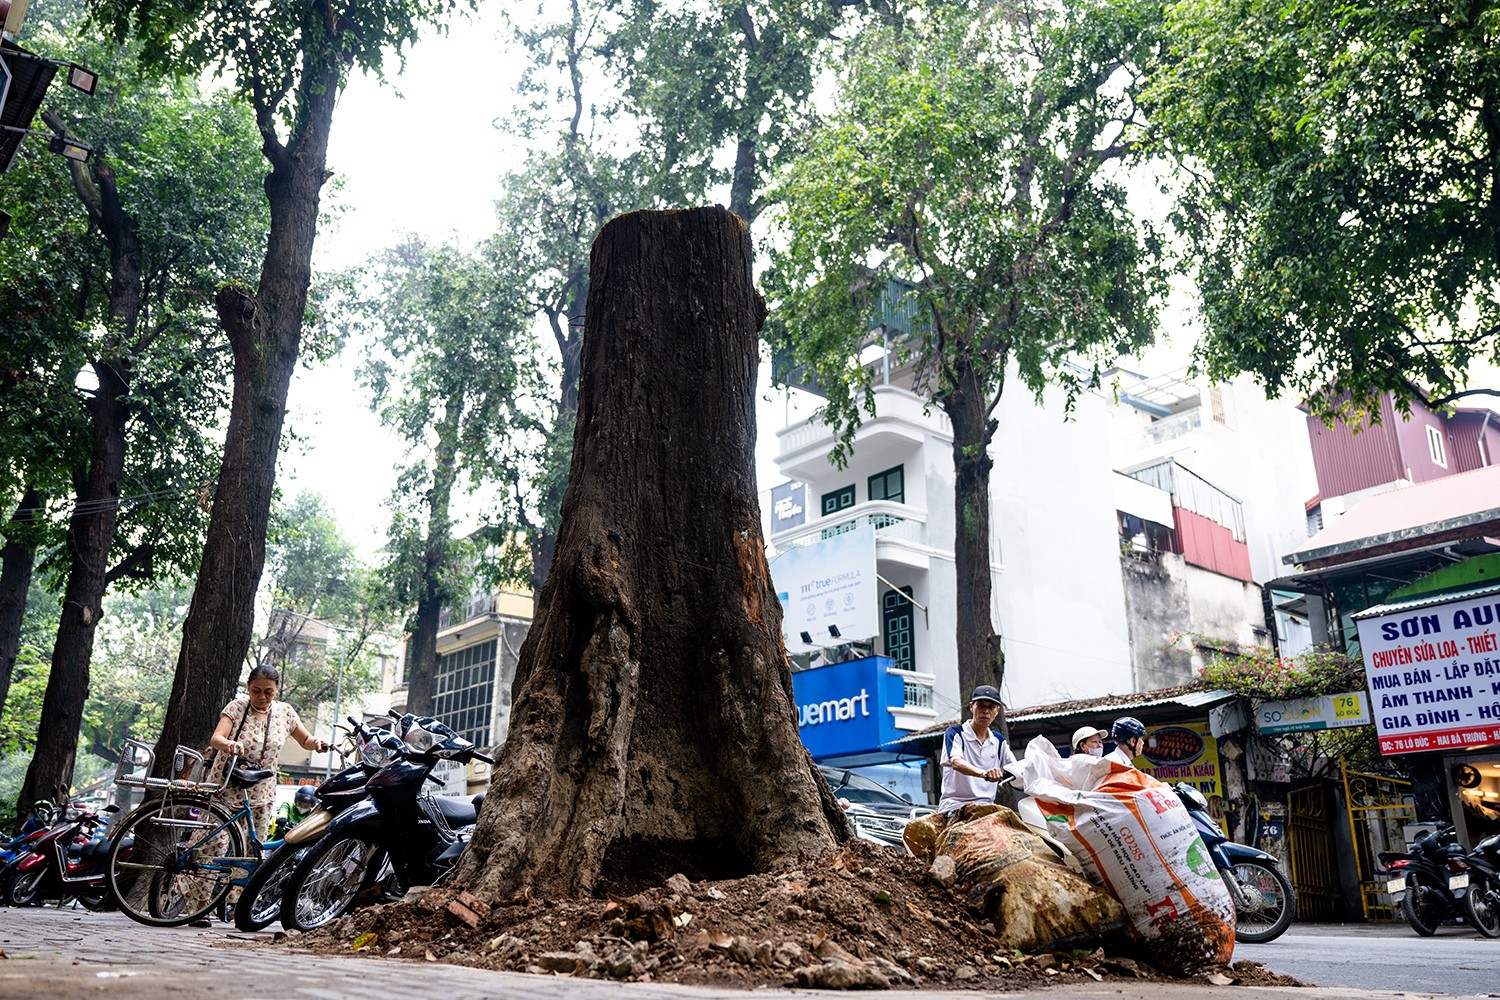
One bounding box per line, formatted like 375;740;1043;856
0;905;1471;1000
1236;922;1500;996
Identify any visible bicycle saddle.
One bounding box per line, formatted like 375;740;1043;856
229;766;275;787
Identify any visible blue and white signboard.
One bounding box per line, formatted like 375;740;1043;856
792;655;905;760
770;481;807;533
770;523;879;654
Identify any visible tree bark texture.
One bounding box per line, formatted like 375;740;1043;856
0;486;44;723
941;368;1006;719
455;207;845;900
152;51;343;771
20;359;131;809
404;390;463;717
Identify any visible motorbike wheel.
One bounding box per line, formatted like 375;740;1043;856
280;833;376;932
1462;875;1500;938
234;842;308;932
1230;858;1297;943
6;867;44;907
1400;880;1443;936
75;885;112;911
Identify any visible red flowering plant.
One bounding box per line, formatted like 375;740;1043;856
1166;631;1365;701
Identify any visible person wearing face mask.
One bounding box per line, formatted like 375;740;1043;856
1071;726;1109;758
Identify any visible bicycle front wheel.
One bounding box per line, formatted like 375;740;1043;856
107;797;247;927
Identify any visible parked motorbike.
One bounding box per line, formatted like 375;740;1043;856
1379;824;1470;936
278;711;491;931
232;718;407;931
4;803;123;910
1456;831;1500;938
0;804;62;903
1172;783;1297;943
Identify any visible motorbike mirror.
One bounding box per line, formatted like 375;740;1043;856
105;804;119;813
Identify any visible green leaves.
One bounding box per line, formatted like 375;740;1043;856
1148;0;1500;413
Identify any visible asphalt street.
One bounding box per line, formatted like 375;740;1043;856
1236;922;1500;996
0;906;1487;1000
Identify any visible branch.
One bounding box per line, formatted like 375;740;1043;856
40;110;103;227
105;543;156;587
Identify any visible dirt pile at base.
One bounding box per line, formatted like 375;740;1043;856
260;841;1302;991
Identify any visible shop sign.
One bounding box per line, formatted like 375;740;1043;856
770;480;807;532
1355;591;1500;755
1133;722;1222;798
791;655;905;759
1256;692;1371;734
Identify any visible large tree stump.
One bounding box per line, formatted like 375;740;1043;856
454;207;845;899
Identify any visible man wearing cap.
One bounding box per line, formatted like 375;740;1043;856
936;685;1017;814
1071;726;1108;757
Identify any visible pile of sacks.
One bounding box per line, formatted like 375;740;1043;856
905;737;1235;975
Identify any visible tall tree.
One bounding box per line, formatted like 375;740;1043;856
455;207;846;900
353;239;539;715
86;0;473;770
7;20;267;808
770;0;1166;703
1147;0;1500;412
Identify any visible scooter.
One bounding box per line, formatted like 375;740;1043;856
1379;824;1470;936
1455;832;1500;938
232;718;406;931
1172;783;1297;943
4;804;124;910
278;711;491;931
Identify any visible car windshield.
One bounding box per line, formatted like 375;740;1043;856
820;767;909;807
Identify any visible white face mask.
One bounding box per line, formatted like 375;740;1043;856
1085;747;1104;757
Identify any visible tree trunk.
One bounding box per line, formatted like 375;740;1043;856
0;486;44;722
19;358;131;809
404;390;463;717
455;207;845;900
942;366;1006;717
152;50;343;771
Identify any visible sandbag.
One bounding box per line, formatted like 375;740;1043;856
1014;737;1235;973
904;804;1127;953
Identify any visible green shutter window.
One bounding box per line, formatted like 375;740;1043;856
868;465;904;504
821;485;855;515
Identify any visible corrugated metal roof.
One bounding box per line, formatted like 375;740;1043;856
882;686;1235;747
1350;580;1500;620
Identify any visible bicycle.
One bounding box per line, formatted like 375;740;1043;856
105;739;279;927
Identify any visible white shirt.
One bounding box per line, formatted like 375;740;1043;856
937;721;1017;813
1106;745;1138;767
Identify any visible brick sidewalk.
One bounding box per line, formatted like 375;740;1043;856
0;905;1437;1000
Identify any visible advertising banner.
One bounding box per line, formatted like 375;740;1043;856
771;524;879;654
1132;721;1224;806
1354;591;1500;755
1256;692;1371;734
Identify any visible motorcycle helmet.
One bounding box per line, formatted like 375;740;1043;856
294;785;316;809
1110;716;1147;742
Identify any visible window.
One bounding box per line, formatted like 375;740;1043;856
433;638;496;746
882;586;915;671
867;465;904;503
821;485;855;516
1426;425;1448;468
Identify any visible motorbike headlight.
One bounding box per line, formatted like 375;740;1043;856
404;725;435;752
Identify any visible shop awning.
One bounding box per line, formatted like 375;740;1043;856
1350;580;1500;620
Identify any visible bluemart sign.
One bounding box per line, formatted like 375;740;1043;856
791;655;907;760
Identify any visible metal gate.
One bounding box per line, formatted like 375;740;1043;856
1286;784;1338;921
1341;761;1415;920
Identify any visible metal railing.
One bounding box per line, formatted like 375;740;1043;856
774;501;927;551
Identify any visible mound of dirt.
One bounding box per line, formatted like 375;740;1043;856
255;841;1303;991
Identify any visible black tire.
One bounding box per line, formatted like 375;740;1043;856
6;867;44;907
1462;875;1500;938
280;833;376;932
1231;857;1297;943
106;797;246;927
1400;878;1442;936
234;842;308;931
75;883;112;911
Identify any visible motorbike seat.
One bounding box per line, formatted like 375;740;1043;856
77;840;112;862
432;796;477;827
470;792;486;812
229;767;275;788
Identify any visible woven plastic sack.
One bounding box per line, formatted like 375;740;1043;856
1013;737;1235;973
904;804;1127;953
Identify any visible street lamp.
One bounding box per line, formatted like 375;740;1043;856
269;607;355;778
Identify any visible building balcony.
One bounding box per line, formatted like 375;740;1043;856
772;500;933;570
776;386;950;482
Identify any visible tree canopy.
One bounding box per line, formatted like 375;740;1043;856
1147;0;1500;414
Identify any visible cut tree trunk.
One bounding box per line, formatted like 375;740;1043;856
942;365;1006;717
20;357;131;809
454;207;846;900
0;486;44;721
